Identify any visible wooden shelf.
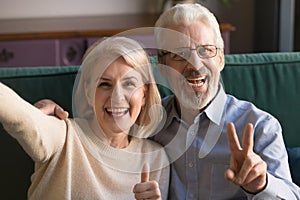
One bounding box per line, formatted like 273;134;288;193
0;14;234;41
0;14;159;40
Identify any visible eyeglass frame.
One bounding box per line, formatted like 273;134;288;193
158;45;221;61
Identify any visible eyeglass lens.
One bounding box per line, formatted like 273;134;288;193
170;45;217;61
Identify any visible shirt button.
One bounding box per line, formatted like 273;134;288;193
188;162;194;168
190;130;196;135
188;193;195;199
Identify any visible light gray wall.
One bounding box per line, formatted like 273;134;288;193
0;0;163;19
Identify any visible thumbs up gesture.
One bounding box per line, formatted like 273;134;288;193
133;163;162;200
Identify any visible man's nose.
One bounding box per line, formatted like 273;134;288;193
185;50;204;71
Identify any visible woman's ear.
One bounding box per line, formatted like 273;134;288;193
142;85;148;107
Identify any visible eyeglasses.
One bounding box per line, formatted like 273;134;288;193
159;45;219;61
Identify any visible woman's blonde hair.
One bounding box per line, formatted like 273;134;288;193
73;37;162;138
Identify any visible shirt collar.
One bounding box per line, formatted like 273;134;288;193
204;84;227;125
162;96;180;128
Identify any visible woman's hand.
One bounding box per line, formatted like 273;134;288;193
133;164;162;200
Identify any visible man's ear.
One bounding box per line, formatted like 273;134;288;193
157;55;168;77
218;48;225;71
158;55;165;65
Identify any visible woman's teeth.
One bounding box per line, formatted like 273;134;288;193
106;108;128;116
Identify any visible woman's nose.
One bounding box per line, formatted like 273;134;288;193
111;84;126;102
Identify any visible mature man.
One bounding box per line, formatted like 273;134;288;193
37;3;300;199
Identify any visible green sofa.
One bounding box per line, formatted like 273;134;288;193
0;52;300;199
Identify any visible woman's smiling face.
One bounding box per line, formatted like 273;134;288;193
94;57;146;137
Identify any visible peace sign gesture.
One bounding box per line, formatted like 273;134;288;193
225;122;267;194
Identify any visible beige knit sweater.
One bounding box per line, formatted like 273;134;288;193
0;83;170;200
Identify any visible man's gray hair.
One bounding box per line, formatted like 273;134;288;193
155;3;224;49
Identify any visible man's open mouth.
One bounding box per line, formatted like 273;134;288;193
186;75;207;88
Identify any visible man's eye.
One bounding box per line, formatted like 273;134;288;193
198;47;215;56
199;47;209;54
171;50;189;60
170;53;181;60
177;50;189;57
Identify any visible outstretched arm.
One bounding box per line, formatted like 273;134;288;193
0;83;67;162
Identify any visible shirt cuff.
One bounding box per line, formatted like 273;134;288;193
248;173;294;200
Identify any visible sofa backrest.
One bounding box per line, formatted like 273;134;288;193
0;52;299;199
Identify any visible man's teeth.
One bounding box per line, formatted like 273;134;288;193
187;76;206;87
188;81;205;87
187;75;206;81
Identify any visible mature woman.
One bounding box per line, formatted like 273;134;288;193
0;37;169;200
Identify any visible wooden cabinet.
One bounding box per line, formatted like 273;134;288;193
59;38;87;66
0;39;56;67
0;38;87;67
0;35;156;67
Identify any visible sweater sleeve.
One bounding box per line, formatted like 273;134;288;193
0;82;67;162
158;163;170;200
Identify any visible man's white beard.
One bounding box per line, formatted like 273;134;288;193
177;80;219;111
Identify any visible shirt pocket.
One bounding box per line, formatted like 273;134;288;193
210;164;246;199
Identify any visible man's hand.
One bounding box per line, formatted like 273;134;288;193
133;163;161;200
225;122;267;194
34;99;69;120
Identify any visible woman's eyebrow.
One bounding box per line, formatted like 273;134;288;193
99;77;111;81
98;75;139;81
122;76;138;81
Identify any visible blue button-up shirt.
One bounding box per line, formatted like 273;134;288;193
152;85;300;200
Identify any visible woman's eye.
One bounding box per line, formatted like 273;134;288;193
123;81;136;87
98;82;111;88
